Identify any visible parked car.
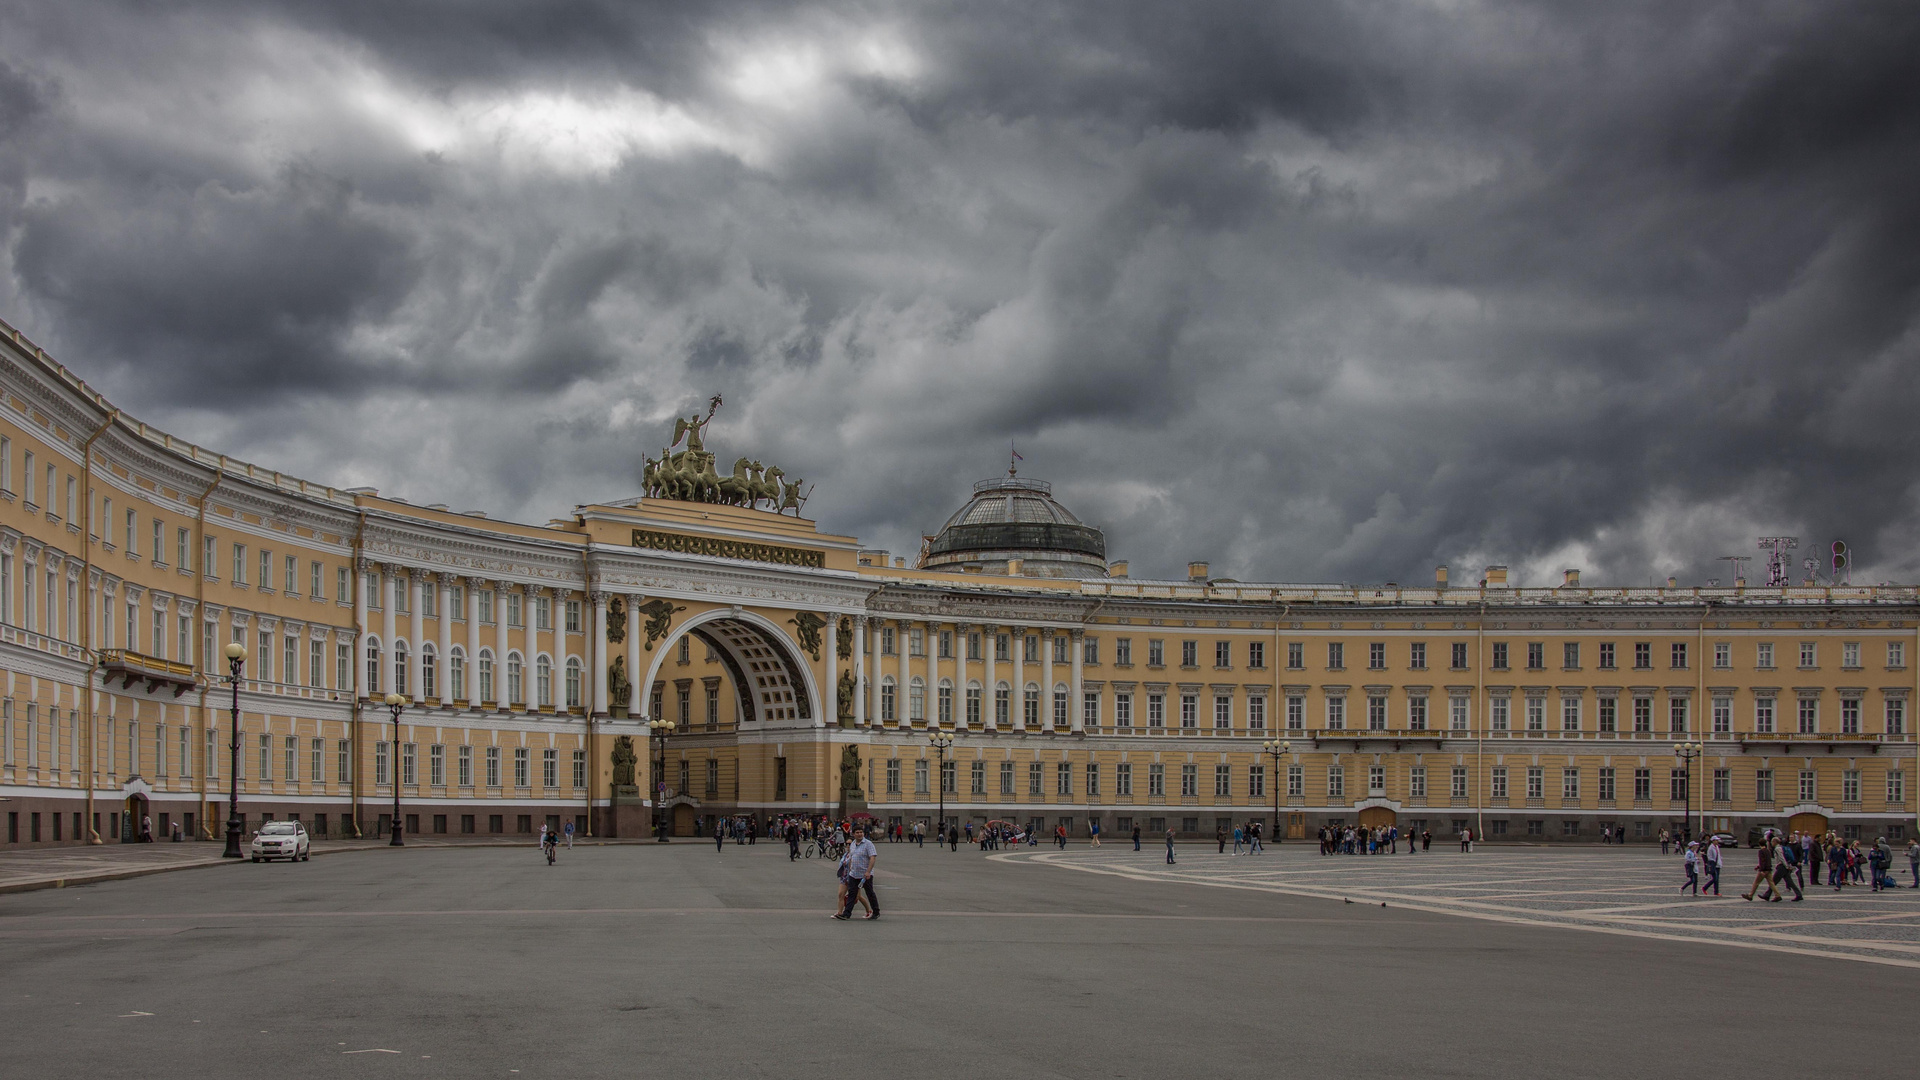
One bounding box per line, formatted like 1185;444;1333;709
1707;832;1739;848
249;821;310;862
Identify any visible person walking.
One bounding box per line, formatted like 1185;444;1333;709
1132;824;1142;852
1090;819;1101;847
1703;836;1723;895
1659;828;1671;856
1056;823;1068;849
539;821;549;853
1459;827;1472;853
834;828;879;920
563;820;575;850
1907;836;1919;888
715;824;726;853
1249;820;1263;853
788;823;802;861
1681;841;1700;895
1232;824;1245;856
1165;828;1177;865
1742;838;1778;901
1422;829;1432;852
1770;837;1803;901
1217;825;1228;854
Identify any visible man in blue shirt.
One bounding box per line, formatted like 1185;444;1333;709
835;828;880;920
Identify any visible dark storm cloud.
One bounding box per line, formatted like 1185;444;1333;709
2;0;1918;586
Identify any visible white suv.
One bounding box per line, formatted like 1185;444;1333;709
249;821;311;862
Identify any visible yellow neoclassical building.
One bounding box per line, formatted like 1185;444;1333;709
1;315;1914;848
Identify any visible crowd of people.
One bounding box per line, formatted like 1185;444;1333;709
1316;824;1434;855
1680;830;1919;899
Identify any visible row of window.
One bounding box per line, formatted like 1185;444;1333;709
868;631;1910;674
859;684;1910;736
363;640;586;709
872;755;1909;807
372;742;586;790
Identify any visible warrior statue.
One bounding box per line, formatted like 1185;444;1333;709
837;668;856;726
840;744;863;795
611;735;637;787
609;654;632;716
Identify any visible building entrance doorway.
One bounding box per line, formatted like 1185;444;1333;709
1286;812;1306;840
672;804;696;836
1358;806;1397;830
1789;812;1829;837
123;794;149;842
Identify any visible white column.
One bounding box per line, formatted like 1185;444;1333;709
464;577;482;705
381;565;397;671
926;620;939;728
825;611;840;728
1042;628;1054;729
495;580;511;708
436;573;454;705
407;570;424;704
590;590;609;718
853;616;868;727
626;593;643;718
527;586;545;709
1070;629;1085;733
983;623;997;727
1012;625;1025;727
897;620;909;727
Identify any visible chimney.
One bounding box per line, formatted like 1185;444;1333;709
1484;565;1509;586
1006;559;1024;576
1107;560;1130;579
1435;565;1449;587
1666;575;1677;588
1562;569;1580;587
1734;576;1746;589
1188;561;1210;582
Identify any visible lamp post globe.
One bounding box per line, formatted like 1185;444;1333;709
220;641;248;859
384;692;407;846
928;731;955;844
647;718;673;841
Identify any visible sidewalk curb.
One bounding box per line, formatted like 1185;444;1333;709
0;837;672;895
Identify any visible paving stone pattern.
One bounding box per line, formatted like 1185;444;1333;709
1024;844;1920;966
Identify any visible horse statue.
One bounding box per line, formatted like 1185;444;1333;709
757;465;784;510
718;457;757;506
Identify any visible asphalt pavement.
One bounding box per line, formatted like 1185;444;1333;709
0;839;1907;1079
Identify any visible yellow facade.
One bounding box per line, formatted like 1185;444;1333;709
1;314;1913;847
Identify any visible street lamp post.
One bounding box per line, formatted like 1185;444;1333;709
221;642;248;859
929;731;954;844
1675;741;1705;843
383;693;407;846
647;718;673;841
1262;739;1290;847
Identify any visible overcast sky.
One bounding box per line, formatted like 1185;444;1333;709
2;2;1916;587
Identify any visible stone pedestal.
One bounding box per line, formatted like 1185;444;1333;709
600;785;649;838
841;790;868;818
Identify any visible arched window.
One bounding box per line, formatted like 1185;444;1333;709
964;679;983;727
421;644;437;700
1024;681;1041;726
365;637;381;695
536;655;553;708
908;675;926;722
880;675;896;723
394;641;409;697
1053;682;1070;728
994;680;1011;726
507;652;524;705
937;677;954;726
450;647;466;703
565;657;582;710
477;648;495;704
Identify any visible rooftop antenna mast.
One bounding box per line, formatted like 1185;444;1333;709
1758;537;1797;587
1718;555;1750;585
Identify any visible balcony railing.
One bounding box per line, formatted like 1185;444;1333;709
98;649;198;697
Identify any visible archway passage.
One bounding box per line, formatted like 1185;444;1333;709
645;611;818;726
1358;806;1397;830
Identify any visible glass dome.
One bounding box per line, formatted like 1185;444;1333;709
923;476;1108;578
